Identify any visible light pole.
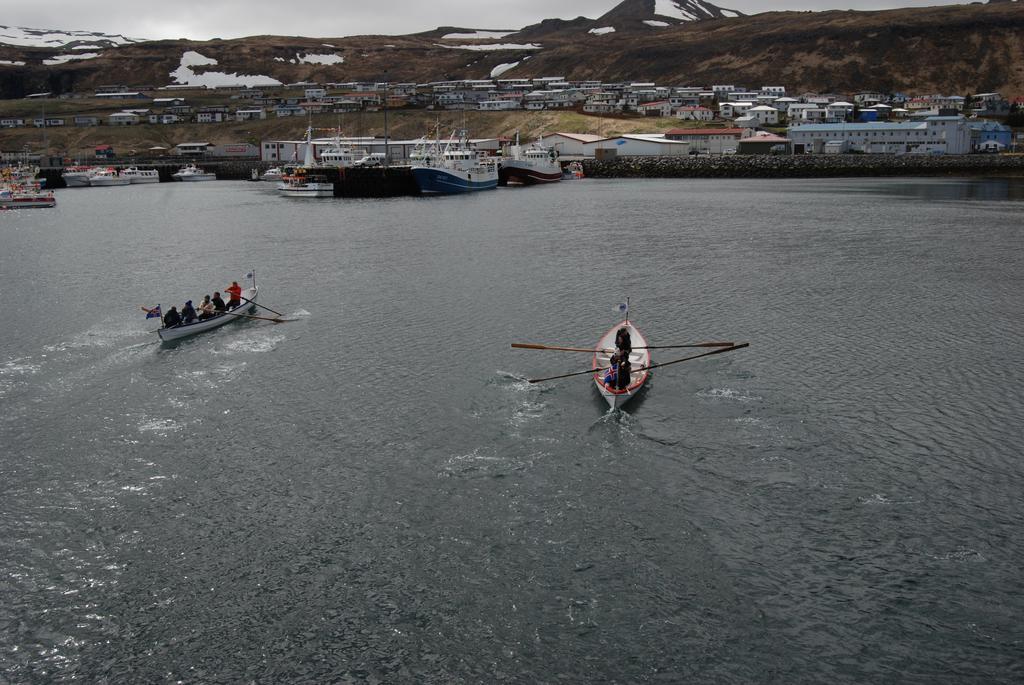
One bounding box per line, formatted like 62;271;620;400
382;71;389;168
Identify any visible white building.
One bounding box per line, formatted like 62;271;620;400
235;108;267;121
787;116;973;155
746;105;780;125
825;101;855;121
108;112;140;126
664;128;747;155
478;99;520;111
539;132;605;156
676;106;714;122
584;134;692;158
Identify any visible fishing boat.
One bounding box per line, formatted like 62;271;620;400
411;129;498;194
0;186;56;209
260;167;283;182
172;164;216;181
562;161;585;180
499;134;562;186
121;167;160;184
592;320;652;409
277;170;334;198
61;165;97;187
87;168;131;186
157;285;259;342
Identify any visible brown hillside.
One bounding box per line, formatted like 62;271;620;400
0;4;1022;98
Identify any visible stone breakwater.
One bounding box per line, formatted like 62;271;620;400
582;154;1024;179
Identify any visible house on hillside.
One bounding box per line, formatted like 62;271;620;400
108;112;140;126
235;108;266;121
74;116;100;127
175;142;213;156
636;100;673;117
676;106;714;122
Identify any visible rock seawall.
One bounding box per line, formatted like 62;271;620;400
581;154;1024;179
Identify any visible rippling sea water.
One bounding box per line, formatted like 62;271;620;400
2;177;1022;682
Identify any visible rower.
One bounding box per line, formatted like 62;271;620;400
212;291;227;313
163;306;181;328
617;354;632;391
225;280;243;309
615;327;632;356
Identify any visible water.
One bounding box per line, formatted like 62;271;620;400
2;177;1023;683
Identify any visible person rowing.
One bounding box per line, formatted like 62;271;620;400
225;281;243;309
163;305;181;328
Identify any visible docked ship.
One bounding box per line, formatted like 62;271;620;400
499;135;562;186
410;130;498;194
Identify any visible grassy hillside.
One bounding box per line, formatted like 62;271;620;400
0;107;692;159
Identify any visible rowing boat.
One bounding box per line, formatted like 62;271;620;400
157;286;258;342
592;319;651;409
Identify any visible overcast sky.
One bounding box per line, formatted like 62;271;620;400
1;0;975;42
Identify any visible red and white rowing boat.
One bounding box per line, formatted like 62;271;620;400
592;319;651;410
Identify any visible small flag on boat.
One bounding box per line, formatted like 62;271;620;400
245;271;253;279
143;305;161;319
616;302;629;314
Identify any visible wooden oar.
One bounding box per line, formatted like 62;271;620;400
512;343;599;353
216;310;295;323
239;296;284;317
527;343;748;384
512;342;735;353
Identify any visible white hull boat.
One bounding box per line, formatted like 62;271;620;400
277;171;333;198
157;287;259;342
499;136;562;185
122;167;160;184
592;319;651;409
0;187;56;209
88;169;130;186
172;164;216;181
62;166;97;187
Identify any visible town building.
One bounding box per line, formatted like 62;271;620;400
787;116;973;154
664;128;746;155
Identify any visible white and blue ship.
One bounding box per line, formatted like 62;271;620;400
410;130;498;194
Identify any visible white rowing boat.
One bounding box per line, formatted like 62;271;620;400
592;319;651;409
157;286;258;342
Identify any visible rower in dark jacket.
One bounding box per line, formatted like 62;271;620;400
615;327;632;355
163;306;182;328
181;300;197;324
617;355;632;391
211;292;227;312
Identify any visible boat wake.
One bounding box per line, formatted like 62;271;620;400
220;332;286;354
697;387;761;403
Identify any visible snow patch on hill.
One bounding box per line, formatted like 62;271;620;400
443;30;515;39
0;60;27;66
170;50;282;87
435;43;541;51
490;61;519;77
293;53;344;65
655;0;697;21
0;25;141;48
589;27;616;35
643;20;670;27
43;52;100;65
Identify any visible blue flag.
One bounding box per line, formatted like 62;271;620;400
144;305;161;319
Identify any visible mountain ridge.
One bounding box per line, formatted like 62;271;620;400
1;2;1023;98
